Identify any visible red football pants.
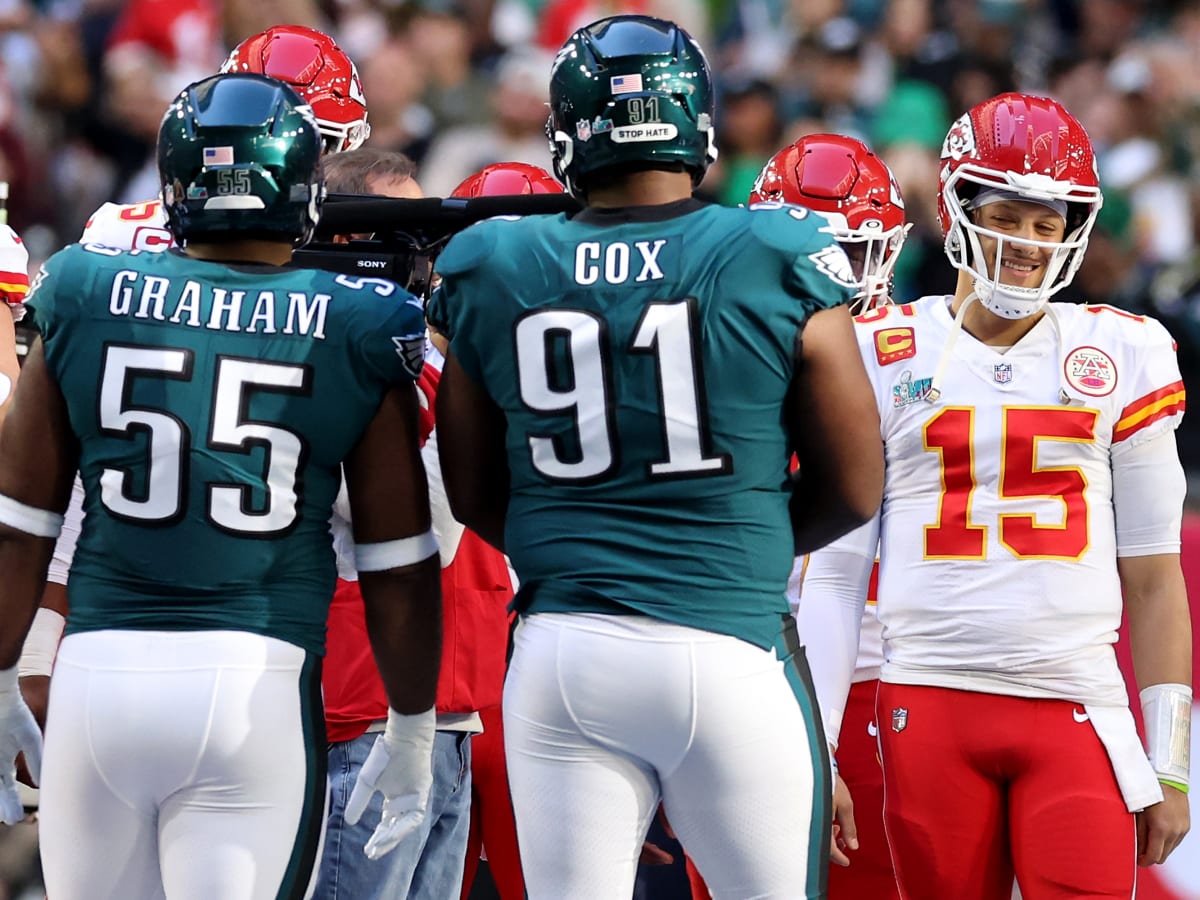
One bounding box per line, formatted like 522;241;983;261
876;683;1135;900
461;704;525;900
829;678;898;900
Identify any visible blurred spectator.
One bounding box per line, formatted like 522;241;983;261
780;16;873;139
537;0;648;49
1078;50;1194;268
702;78;782;206
100;0;224;199
222;0;327;50
870;79;948;152
358;32;435;161
1072;188;1149;310
877;140;955;302
406;0;494;135
417;45;554;197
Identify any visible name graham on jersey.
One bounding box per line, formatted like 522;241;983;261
108;270;329;339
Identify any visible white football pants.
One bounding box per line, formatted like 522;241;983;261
504;612;829;900
39;629;327;900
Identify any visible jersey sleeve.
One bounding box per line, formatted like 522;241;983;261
1111;315;1185;450
747;204;857;313
0;224;30;320
426;222;499;384
22;246;84;374
346;286;428;388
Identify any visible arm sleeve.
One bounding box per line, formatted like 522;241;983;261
791;514;879;748
1113;430;1186;557
46;478;85;585
350;288;427;386
421;427;467;568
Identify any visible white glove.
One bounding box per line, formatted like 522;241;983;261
345;707;435;860
0;666;40;824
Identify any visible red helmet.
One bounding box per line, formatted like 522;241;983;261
937;92;1103;318
749;133;909;310
450;162;565;198
221;25;369;155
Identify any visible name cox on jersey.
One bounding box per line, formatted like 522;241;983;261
573;239;667;286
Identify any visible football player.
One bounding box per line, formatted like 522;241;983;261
750;132;910;900
811;92;1191;899
17;22;376;739
427;15;883;900
0;73;440;899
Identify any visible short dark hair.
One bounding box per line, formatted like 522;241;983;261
322;147;419;194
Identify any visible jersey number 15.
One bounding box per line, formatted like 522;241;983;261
923;405;1099;560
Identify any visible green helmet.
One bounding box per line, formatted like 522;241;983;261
547;15;718;197
158;72;325;246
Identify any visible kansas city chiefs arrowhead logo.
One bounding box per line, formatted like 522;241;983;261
392;333;426;379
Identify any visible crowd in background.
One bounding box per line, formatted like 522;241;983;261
3;0;1199;458
0;0;1197;895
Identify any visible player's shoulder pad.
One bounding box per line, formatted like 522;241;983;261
1069;302;1175;350
850;296;943;366
434;216;514;277
743;203;858;293
81;199;174;252
742;201;827;252
24;243;94;327
320;272;424;318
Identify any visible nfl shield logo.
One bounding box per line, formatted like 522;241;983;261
993;362;1013;384
892;707;908;733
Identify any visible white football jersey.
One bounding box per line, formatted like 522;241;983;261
80;200;175;252
859;295;1185;707
0;223;29;319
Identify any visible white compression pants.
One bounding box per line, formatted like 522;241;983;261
39;630;328;900
504;612;829;900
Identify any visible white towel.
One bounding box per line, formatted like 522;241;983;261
1085;703;1164;812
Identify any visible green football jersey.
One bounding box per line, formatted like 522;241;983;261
428;199;856;650
26;244;427;655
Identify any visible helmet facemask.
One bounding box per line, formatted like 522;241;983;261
318;118;371;155
943;167;1101;319
813;212;911;313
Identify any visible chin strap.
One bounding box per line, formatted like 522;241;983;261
925;291;976;404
